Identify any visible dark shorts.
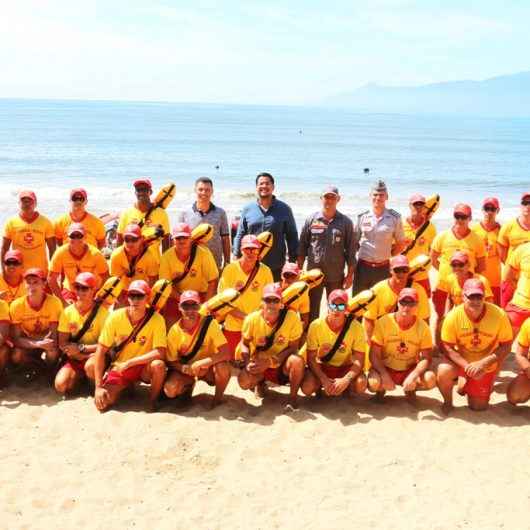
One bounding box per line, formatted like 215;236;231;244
321;363;353;379
103;364;145;387
457;367;496;399
386;366;415;386
505;303;530;329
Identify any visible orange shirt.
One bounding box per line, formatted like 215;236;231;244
10;294;62;338
471;222;501;287
54;212;106;247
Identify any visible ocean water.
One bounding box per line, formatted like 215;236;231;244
0;98;529;231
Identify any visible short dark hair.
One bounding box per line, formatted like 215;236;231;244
195;177;213;188
256;172;275;185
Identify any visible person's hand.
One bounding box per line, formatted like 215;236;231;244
342;273;354;290
381;372;396;391
333;375;351;395
38;337;56;352
247;358;269;375
322;376;335;396
63;343;84;359
465;362;484;380
95;387;110;410
525;366;530;379
402;372;419;392
190;359;211;378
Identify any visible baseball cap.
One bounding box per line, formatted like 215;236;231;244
74;272;97;288
124;224;142;238
23;268;46;280
522;192;530;202
241;235;260;250
70;188;87;201
454;203;472;217
390;255;409;269
328;289;349;304
322;185;339;197
282;262;300;276
409;193;426;204
4;249;23;264
371;180;387;193
18;190;36;202
67;223;86;237
179;290;201;305
398;287;418;303
128;280;151;296
172;223;192;238
463;278;485;297
133;178;152;190
262;283;282;300
482;197;499;209
450;250;469;265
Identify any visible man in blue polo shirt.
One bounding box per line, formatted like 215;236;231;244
233;172;298;281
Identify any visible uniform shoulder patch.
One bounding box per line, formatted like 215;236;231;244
387;209;401;218
357;210;370;219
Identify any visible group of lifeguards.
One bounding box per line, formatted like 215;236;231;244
1;179;530;415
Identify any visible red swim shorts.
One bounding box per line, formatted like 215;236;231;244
264;365;289;385
505;303;530;329
63;357;87;376
103;364;145;387
223;330;242;358
414;278;431;298
386;366;415;386
491;286;501;306
457;367;496;399
321;363;353;379
500;280;515;309
432;289;448;318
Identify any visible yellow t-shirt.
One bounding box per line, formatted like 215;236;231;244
431;229;486;284
286;290;310;316
303;316;366;367
58;304;109;345
403;220;436;282
372;313;433;371
507;242;530;310
0;299;10;323
363;279;430;321
0;275;27;306
10;294;62;338
218;261;274;332
159;244;218;295
3;213;54;272
438;272;493;306
110;245;159;290
98;308;167;365
117;206;170;259
516;318;530;352
241;309;302;368
471;222;501;288
441;303;513;372
167;316;227;363
49;243;109;291
498;218;530;261
54;212;106;247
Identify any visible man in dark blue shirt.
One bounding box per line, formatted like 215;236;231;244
233;173;298;281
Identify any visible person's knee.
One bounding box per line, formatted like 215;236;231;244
287;355;304;375
354;373;368;394
84;362;95;381
301;373;319;396
164;382;181;398
54;375;70;394
507;379;527;405
238;370;253;390
437;363;456;383
367;370;381;392
423;370;437;390
150;359;167;377
214;361;231;381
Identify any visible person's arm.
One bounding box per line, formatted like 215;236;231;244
369;342;395;390
273;339;299;366
297;218;310;269
513;341;530;375
1;237;11;274
498;244;508;264
114;347;166;372
221;235;231;269
308;347;333;393
503;264;518;290
343;218;355;288
391;217;407;255
162;234;171;253
363;317;375;344
476;342;511;373
58;331;95;359
232;210;246;260
206;279;217;301
190;343;232;375
430;249;441;270
11;323;54;351
284;206;299;262
48;272;67;306
46;237;56;260
0;322;9;346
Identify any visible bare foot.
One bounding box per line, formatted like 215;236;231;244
207;397;224;410
371;392;386;404
456;376;467;396
405;391;418;405
148;399;160;413
254;381;267;399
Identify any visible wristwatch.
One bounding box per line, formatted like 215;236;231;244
78;344;86;353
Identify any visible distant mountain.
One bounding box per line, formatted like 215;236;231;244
325;71;530;116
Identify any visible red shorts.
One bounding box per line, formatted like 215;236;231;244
505;303;530;329
432;289;448;318
414;278;431;298
63;358;87;376
62;288;77;304
491;286;501;306
103;364;145;387
500;280;515;309
264;366;289;385
223;330;242;358
321;364;353;379
386;366;415;386
457;367;496;399
163;297;181;322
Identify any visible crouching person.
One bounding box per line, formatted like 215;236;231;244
164;290;231;408
93;280;167;412
301;289;367;398
237;283;305;408
368;288;436;399
507;318;530;406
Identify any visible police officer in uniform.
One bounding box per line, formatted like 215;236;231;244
352;180;407;295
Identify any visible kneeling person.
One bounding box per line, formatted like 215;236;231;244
506;318;530;407
368;288;436;397
302;289;367;397
93;280;167;411
237;283;304;407
164;290;231;407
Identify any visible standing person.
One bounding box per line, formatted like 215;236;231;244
233;172;298;281
437;279;512;413
177;177;231;270
503;241;530;335
2;190;56;273
498;192;530;307
507;318;530;407
297;186;355;322
471;197;501;305
54;188;106;248
402;193;437;297
116;178;171;258
352;180;407;295
0;250;27;305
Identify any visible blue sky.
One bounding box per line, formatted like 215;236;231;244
1;0;529;104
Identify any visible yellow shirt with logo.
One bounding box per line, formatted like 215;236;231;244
507;242;530;310
54;212;106;247
438;272;493;306
49;244;109;291
10;294;62;338
403;220;436;282
3;214;54;272
110;245;159;290
166;316;227;363
363;279;430;321
285;289;310;316
372;313;433;371
516;318;530;352
498;218;530;261
0;276;27;306
471;222;501;287
218;261;274;332
98;308;167;365
441;303;512;372
241;309;302;368
58;304;109;345
0;299;10;323
303;316;366;367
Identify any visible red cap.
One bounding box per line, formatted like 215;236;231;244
482;197;499;209
172;223;192;238
241;235;260;250
450;250;469;265
262;283;282;300
454;203;472;217
522;192;530;202
282;262;300;276
74;272;97;288
179;290;201;305
409;193;426;204
124;224;142;238
398;287;419;303
67;222;86;237
463;278;485;297
70;188;87;201
390;255;409;269
18;190;36;202
128;280;151;296
4;249;23;263
133;179;152;190
23;268;46;280
328;289;348;304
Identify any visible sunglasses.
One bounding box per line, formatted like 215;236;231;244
135;187;150;193
74;284;90;292
328;302;346;311
466;294;484;301
399;299;417;307
180;302;199;310
451;262;466;268
282;272;298;279
454;214;469;220
483;206;497;212
263;297;281;304
69;233;84;240
71;196;85;202
522;200;530;206
393;267;410;274
242;247;259;252
5;260;21;266
174;236;189;241
128;292;146;300
124;237;140;243
412;202;426;208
